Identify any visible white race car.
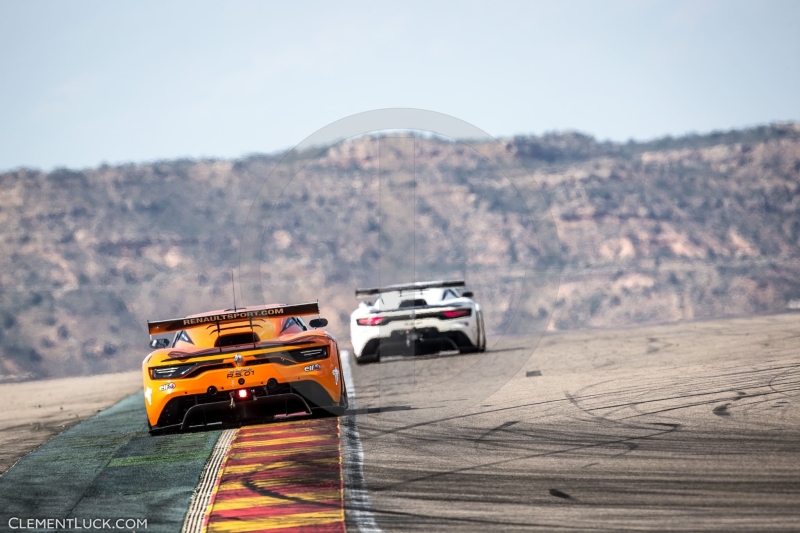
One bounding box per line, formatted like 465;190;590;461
350;280;486;364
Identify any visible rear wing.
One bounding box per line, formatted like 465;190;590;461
355;279;465;298
147;302;320;335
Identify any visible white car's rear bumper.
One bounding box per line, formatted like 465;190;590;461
350;314;478;359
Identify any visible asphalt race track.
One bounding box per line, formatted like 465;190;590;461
1;313;799;532
349;313;800;532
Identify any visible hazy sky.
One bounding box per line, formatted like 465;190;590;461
0;0;798;171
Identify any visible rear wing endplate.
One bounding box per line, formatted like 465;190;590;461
147;302;320;335
355;279;465;297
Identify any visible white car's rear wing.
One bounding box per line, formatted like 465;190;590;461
355;279;465;298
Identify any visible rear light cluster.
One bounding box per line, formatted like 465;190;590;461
151;362;196;379
250;346;329;366
294;347;327;361
356;308;471;326
440;309;471;319
150;359;230;380
356;316;386;326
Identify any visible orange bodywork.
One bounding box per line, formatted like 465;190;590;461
142;305;344;431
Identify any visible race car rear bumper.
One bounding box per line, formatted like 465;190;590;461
150;380;341;433
183;393;312;429
359;328;476;360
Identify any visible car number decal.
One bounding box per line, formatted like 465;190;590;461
226;368;254;378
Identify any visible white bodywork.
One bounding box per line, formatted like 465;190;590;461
350;286;485;362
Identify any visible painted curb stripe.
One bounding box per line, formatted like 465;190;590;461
200;429;240;533
234;426;339;439
210;492;341;512
201;418;344;533
222;446;340;465
228;439;340;458
206;513;343;533
182;429;237;533
216;471;342;490
222;459;339;471
220;459;339;476
217;481;342;496
209;501;344;519
230;434;338;448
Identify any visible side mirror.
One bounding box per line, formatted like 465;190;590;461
149;338;170;349
462;291;474;298
309;318;328;328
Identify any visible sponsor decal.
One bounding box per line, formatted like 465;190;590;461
144;387;152;406
159;382;176;393
226;368;254;379
233;353;243;367
181;303;319;326
332;367;340;385
181;308;289;326
149;302;320;334
304;363;321;372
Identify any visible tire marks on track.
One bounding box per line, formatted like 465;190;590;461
347;322;800;531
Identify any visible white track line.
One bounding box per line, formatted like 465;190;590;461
341;350;383;533
181;428;235;533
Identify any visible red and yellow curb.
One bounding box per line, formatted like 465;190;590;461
201;418;344;533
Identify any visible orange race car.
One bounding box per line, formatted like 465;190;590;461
142;302;347;435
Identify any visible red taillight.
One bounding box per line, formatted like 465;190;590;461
441;309;471;319
357;316;385;326
237;389;249;399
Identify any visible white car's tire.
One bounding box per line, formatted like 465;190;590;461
478;313;487;352
355;351;380;365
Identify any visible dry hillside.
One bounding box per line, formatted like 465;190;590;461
1;123;799;380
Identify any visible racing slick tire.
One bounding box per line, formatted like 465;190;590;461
147;420;176;437
355;352;380;365
478;313;487;353
458;314;486;354
312;382;349;417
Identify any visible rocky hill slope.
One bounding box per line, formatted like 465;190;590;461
2;123;799;380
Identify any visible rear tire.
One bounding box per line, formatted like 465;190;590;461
311;379;349;417
355;352;380;365
146;418;160;436
478;313;487;352
459;313;487;354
